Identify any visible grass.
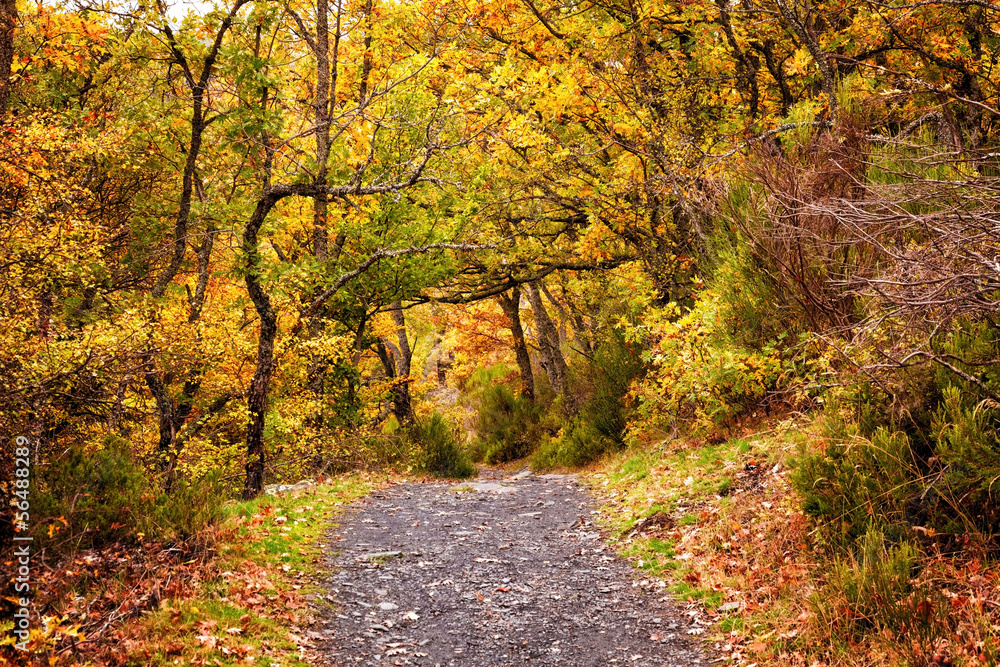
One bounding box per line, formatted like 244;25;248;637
587;413;1000;666
597;436;755;536
123;474;374;666
586;420;820;664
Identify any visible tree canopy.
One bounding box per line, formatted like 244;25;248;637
3;0;1000;567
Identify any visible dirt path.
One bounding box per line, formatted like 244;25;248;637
313;471;708;666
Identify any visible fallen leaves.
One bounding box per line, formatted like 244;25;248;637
7;478;374;666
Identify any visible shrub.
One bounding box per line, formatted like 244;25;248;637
583;331;645;441
794;350;1000;546
629;289;794;439
792;425;922;545
534;332;644;469
409;413;475;479
714;239;802;350
929;385;1000;535
33;436;226;551
472;383;542;463
812;527;946;659
532;421;612;469
152;472;227;540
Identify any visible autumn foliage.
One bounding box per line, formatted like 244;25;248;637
3;0;1000;662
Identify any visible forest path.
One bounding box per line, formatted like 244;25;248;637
312;470;708;666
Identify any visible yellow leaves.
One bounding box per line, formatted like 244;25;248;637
614;153;648;186
16;6;108;78
54;622;85;641
346;120;378;167
577;223;615;262
297;328;353;364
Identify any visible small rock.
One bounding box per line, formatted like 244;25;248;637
379;602;399;611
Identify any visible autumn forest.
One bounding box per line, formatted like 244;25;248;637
2;0;1000;662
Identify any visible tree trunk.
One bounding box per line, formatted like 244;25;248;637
389;301;414;423
291;0;342;420
497;286;535;402
775;0;837;118
243;309;275;500
148;203;218;485
0;0;17;116
539;282;568;344
525;281;567;396
242;193;281;500
152;0;249;297
358;0;374;102
306;0;333;417
144;365;176;466
142;4;245;486
374;337;411;426
312;24;329;263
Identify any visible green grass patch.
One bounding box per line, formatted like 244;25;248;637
648;538;676;556
671;580;725;607
587;433;788;644
719;616;744;633
128;474;374;666
621;538;678;576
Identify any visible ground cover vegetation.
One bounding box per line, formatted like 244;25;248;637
2;0;1000;662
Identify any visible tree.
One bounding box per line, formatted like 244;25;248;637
0;0;16;114
497;286;535;401
140;0;249;481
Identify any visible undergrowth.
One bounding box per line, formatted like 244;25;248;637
30;436;226;552
590;412;1000;666
407;412;476;478
533;331;644;469
466;365;544;463
1;475;375;666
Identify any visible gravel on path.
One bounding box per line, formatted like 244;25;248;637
312;471;709;666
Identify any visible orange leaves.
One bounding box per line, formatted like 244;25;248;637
436;300;511;385
16;5;107;78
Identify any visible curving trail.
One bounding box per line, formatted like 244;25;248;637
313;471;708;666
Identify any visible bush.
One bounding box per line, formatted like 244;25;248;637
153;472;228;539
714;239;802;350
629;290;792;439
794;342;1000;547
929;385;1000;535
792;425;922;545
409;413;476;478
583;331;645;441
33;436;226;551
812;527;947;660
534;332;644;469
532;421;612;469
472;383;542;463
